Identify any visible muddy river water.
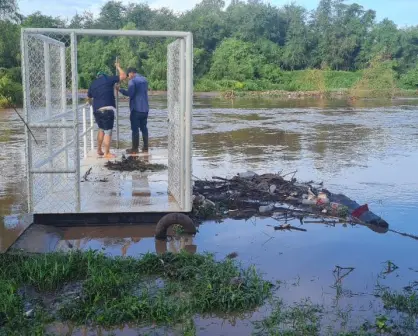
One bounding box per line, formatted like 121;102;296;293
1;96;418;335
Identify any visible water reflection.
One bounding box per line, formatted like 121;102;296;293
3;96;418;250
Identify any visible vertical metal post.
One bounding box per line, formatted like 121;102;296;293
71;32;81;212
82;107;87;158
90;105;94;151
184;33;193;212
21;31;33;212
179;38;186;208
115;56;120;149
44;41;53;188
62;118;68;169
60;45;68;170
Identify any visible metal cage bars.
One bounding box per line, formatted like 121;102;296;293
21;28;193;213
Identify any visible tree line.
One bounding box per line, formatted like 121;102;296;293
0;0;418;106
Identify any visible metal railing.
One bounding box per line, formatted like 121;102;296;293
81;104;95;158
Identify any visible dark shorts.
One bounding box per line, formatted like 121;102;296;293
94;110;115;134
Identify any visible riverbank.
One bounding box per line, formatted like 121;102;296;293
1;250;417;335
76;88;418;101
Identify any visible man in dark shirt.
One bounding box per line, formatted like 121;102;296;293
87;61;126;158
119;68;150;154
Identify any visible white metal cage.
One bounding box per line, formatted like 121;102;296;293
21;29;193;214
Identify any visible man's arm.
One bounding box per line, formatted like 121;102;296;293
115;61;127;81
119;79;135;97
87;87;93;105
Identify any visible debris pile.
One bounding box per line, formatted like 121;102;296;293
105;155;167;172
192;171;389;229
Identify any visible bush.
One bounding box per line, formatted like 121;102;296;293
0;74;23;107
400;66;418;89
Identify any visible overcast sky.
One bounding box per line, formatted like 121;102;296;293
18;0;418;27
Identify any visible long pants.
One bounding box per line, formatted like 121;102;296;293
130;111;148;150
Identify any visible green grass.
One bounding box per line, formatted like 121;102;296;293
0;251;271;335
2;251;418;335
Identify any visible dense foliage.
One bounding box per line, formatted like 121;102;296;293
0;0;417;105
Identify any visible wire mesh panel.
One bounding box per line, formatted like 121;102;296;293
22;32;79;213
167;39;185;209
22;29;193;215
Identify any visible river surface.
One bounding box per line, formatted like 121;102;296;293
1;96;418;334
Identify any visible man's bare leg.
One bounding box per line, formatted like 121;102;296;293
103;134;115;158
97;130;104;156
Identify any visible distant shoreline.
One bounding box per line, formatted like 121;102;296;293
76;88;418;100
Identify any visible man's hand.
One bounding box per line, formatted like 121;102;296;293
115;83;120;90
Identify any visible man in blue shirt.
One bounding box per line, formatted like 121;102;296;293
119;68;150;154
88;61;126;158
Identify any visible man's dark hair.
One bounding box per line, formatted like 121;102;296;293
126;67;137;75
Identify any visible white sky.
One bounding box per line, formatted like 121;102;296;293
18;0;418;27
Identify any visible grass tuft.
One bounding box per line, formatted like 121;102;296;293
0;251;271;334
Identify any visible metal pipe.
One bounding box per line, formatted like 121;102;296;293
29;122;74;128
82;107;87;158
21;30;33;212
30;169;76;174
79;125;94;138
60;45;68;170
31;34;65;46
44;41;53;189
34;109;72;123
179;38;186;208
90;105;94;151
23;28;189;38
115;56;120;149
71;32;81;212
62;119;68;170
184;33;193;212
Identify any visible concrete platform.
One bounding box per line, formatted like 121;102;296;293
34;148;182;215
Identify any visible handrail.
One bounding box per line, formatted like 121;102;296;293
31;103;95;170
82;105;95;158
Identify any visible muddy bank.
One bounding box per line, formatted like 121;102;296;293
221;88;418;100
76;88;418;101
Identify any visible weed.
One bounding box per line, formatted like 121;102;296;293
380;288;418;316
253;298;322;336
0;251;271;334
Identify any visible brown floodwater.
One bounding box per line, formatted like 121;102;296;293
2;95;418;334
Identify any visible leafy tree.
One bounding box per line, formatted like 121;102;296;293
0;0;18;21
208;38;265;81
0;20;19;68
281;4;309;70
22;11;66;28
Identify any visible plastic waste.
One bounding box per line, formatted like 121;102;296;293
329;202;349;216
316;192;330;205
238;171;257;179
269;184;277;194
